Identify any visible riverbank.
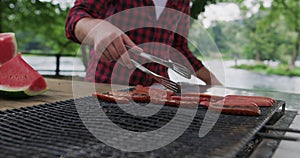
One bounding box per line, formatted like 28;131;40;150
22;56;300;94
233;63;300;77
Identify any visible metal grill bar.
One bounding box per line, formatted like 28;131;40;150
0;97;284;158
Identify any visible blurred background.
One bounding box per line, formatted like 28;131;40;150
1;0;299;96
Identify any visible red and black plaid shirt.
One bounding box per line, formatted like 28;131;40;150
66;0;204;86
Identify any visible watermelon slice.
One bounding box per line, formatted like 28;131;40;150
0;53;47;98
0;32;17;65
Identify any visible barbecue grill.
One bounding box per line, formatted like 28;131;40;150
0;95;297;158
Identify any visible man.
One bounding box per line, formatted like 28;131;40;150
65;0;222;86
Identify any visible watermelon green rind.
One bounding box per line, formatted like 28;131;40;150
0;91;29;99
0;89;46;99
0;88;48;98
0;78;48;98
25;77;48;96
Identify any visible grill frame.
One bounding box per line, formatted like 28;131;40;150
0;96;285;158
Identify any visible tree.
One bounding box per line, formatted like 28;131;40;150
0;0;3;32
190;0;244;20
2;0;254;57
242;11;274;61
209;0;298;66
190;0;217;20
1;0;78;55
208;20;247;58
268;0;300;69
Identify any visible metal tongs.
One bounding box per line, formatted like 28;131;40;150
126;45;192;79
130;59;180;92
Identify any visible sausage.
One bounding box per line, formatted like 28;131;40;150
200;100;210;107
130;93;151;103
214;99;260;107
199;100;261;116
133;85;174;99
151;98;198;108
107;91;132;97
170;95;209;102
92;93;130;104
94;90;263;116
224;95;274;107
226;95;275;102
182;92;224;102
108;91;150;103
209;103;261;116
151;98;180;106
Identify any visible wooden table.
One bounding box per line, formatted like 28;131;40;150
0;78;129;111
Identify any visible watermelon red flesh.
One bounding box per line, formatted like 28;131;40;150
0;53;47;97
0;33;17;65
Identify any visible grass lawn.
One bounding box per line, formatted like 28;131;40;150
232;63;300;77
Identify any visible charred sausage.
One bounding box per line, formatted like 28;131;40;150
108;91;150;103
133;85;174;99
170;95;209;102
151;98;198;108
182;92;224;102
224;95;274;107
92;93;130;104
214;99;260;107
209;103;261;116
200;100;261;116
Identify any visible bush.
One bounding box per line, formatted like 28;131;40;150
233;63;300;77
266;65;300;76
233;63;267;72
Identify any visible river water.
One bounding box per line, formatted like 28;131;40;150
22;56;300;111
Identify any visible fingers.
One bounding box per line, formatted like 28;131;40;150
88;20;137;68
122;34;143;52
94;34;134;69
90;21;139;69
196;67;222;86
114;37;133;69
105;44;119;59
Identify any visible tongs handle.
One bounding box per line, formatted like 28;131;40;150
130;59;155;76
125;45;166;65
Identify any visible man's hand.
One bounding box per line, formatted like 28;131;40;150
195;67;223;86
75;18;141;69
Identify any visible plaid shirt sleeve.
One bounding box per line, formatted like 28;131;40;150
65;0;204;86
65;0;112;43
170;2;204;72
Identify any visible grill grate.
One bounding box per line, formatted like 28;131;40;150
0;96;284;158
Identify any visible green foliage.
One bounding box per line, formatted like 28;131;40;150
190;0;244;20
205;0;299;69
266;65;300;76
1;0;79;55
207;20;247;58
1;0;298;65
233;63;267;72
0;0;222;56
233;63;300;77
190;0;216;20
188;21;222;60
262;0;300;68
